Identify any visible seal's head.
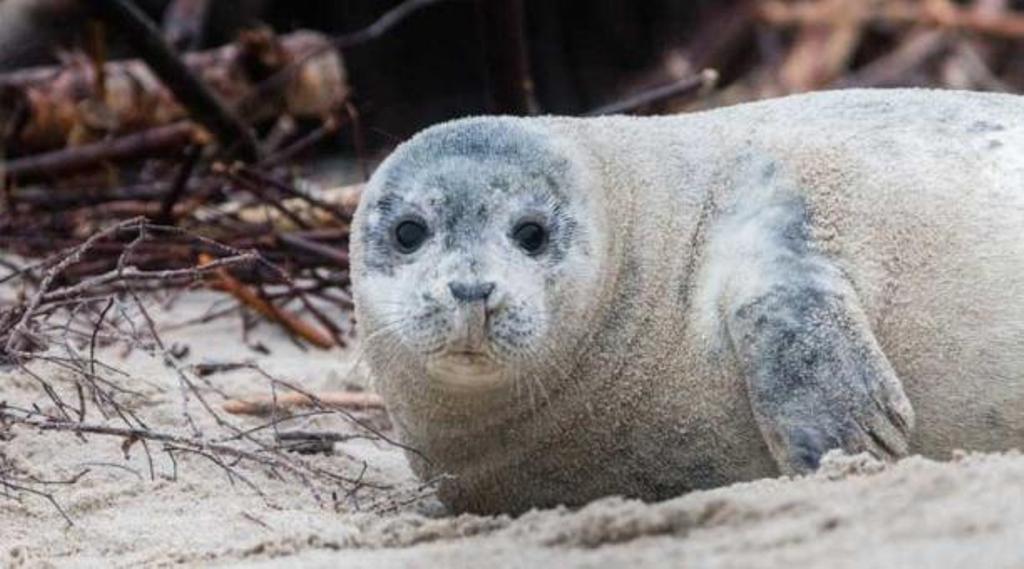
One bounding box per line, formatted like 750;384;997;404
352;118;607;394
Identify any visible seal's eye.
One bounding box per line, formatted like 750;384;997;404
512;221;548;255
394;218;429;253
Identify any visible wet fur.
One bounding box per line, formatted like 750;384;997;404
351;89;1024;514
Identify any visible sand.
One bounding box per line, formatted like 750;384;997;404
2;291;1023;568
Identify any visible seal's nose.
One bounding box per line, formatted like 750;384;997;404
449;281;495;303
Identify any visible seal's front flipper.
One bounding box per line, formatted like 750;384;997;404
709;162;914;474
727;286;914;474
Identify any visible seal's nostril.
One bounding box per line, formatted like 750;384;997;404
449;281;496;302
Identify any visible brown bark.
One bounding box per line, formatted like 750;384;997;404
0;29;347;154
198;252;335;350
222;391;385;416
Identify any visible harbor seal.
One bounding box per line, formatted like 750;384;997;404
350;88;1024;514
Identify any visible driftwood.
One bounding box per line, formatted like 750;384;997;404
223;391;385;416
88;0;262;161
0;29;346;154
199;252;335;349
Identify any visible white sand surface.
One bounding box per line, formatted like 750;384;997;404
2;292;1023;568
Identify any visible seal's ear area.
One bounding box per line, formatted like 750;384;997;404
704;164;914;474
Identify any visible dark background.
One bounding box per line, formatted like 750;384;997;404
6;0;1024;152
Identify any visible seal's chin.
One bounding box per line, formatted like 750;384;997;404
424;303;508;391
426;351;505;392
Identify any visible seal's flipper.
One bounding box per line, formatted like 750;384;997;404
709;160;914;474
727;287;914;473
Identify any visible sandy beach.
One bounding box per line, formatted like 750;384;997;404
2;291;1023;568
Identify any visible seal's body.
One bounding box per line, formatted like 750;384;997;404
351;89;1024;514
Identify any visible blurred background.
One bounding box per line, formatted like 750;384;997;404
4;0;1024;158
1;0;1023;347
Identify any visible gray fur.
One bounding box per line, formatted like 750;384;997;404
351;89;1024;514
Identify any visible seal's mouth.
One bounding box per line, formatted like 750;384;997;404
426;302;506;390
426;349;503;391
445;349;489;361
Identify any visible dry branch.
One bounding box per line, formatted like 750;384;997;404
0;30;346;154
198;252;335;349
223;391;385;416
586;70;719;116
0;220;391;523
5;122;204;181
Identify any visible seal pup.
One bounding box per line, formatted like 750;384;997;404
351;88;1024;514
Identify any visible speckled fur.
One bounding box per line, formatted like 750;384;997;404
351;89;1024;514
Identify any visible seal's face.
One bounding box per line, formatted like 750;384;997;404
352;119;604;392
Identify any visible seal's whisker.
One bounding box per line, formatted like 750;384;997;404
335;318;412;388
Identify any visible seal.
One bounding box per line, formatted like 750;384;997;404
350;88;1024;514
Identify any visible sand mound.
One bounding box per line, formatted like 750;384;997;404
2;292;1022;568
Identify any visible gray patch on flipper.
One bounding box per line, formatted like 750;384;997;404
731;287;878;471
717;176;911;474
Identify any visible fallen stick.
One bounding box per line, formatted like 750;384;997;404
198;253;334;349
223;391;385;416
5;122;203;181
204;183;363;232
586;70;719;116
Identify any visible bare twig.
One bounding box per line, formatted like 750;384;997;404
198;253;334;349
586;70;719;116
223;391;384;416
3;217;147;355
334;0;449;49
157;144;203;224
